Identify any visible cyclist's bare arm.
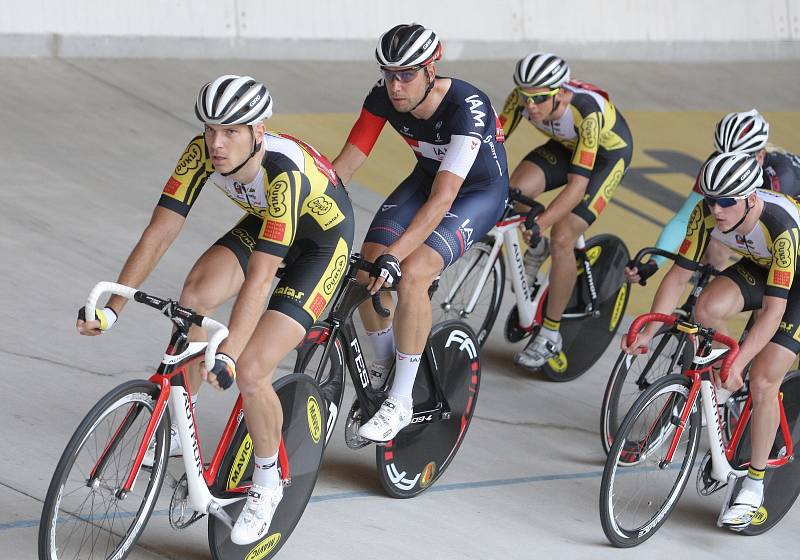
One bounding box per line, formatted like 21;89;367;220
622;263;694;352
77;206;185;335
332;142;368;185
217;250;282;360
536;173;590;231
388;170;462;261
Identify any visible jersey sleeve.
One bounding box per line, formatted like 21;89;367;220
157;135;214;217
765;229;799;298
676;201;714;269
569;106;603;177
255;170;309;258
344;80;389;157
498;90;523;139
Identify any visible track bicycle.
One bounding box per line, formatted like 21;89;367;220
599;247;752;454
295;254;481;498
39;282;325;560
599;313;800;547
431;188;630;381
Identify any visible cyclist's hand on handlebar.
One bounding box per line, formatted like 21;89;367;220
368;253;402;294
621;330;653;355
714;360;745;393
525;222;542;249
206;353;237;391
76;306;118;336
624;259;659;286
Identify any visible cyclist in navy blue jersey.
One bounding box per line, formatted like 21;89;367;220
333;23;508;441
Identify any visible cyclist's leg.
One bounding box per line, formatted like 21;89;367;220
179;214;258;393
694;260;756;334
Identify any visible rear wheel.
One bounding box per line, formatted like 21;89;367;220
431;240;504;347
38;380;170;560
731;370;800;535
376;321;481;498
208;374;325;559
600;374;701;547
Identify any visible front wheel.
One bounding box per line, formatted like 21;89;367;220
38;380;170;560
376;321;481;498
430;240;504;347
599;374;701;548
600;329;692;454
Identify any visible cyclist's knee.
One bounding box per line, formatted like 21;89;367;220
235;359;276;397
179;279;215;314
748;373;781;405
694;296;728;327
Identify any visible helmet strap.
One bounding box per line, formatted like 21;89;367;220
720;198;752;234
409;67;436;112
220;126;262;177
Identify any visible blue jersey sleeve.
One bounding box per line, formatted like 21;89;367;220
654;191;703;266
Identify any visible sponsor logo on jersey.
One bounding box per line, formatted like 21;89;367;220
268;180;288;217
231;227;256;251
580;116;598;149
274;286;304;300
579;150;595;168
309;292;327;318
773;237;793;269
773;269;791;287
175;141;203;176
464;94;486;128
323;254;347;296
163;176;181;195
308;195;332;216
262;220;286;242
679;239;692;255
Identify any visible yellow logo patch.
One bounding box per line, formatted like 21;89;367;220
609;284;627;331
245;533;282;560
419;462;437;489
307;396;322;444
227;435;253;490
751;506;768;526
547;351;568;373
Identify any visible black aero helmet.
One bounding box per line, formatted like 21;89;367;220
375;24;442;69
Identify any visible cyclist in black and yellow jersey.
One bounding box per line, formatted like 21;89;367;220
625;151;800;531
76;75;354;545
497;52;634;369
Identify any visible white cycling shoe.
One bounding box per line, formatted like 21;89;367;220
720;486;763;531
514;332;563;369
142;426;181;467
357;397;412;442
230;483;284;545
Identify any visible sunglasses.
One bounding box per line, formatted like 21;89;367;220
517;88;560;105
382;68;422;83
704;196;739;208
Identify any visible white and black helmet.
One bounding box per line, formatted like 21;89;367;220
514;52;570;89
700;151;764;199
713;109;769;154
195;75;273;126
375;24;442;69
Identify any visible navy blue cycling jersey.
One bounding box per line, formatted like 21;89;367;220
346;77;509;187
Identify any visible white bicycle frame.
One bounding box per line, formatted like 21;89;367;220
444;214;587;330
86;282;243;528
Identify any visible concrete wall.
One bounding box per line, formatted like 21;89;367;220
1;0;799;60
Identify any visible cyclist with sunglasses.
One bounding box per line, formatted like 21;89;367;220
76;75;354;544
627;109;800;285
624;151;800;531
332;23;508;441
497;52;634;370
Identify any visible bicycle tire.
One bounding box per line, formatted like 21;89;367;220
600;374;701;548
540;233;630;382
294;323;345;447
38;380;170;560
600;328;692;454
376;321;481;498
430;240;504;347
731;369;800;536
208;374;325;560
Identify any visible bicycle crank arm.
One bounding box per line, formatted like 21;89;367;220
208;501;235;529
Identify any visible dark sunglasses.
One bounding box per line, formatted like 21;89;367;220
704;196;739;208
517;88;560;105
382;68;421;83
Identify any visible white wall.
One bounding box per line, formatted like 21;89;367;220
1;0;799;59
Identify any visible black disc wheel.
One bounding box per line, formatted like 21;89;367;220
376;321;481;498
208;374;325;560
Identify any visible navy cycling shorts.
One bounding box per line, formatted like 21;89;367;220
364;167;507;268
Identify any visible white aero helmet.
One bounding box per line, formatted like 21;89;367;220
713;109;769;154
195;75;273;126
700;151;764;199
514;52;570;89
375;23;442;69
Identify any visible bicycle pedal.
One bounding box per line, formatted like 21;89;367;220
696;452;726;497
344;400;372;450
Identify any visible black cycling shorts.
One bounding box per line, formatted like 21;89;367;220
523;139;632;226
721;258;800;354
363;166;507;268
214;212;353;330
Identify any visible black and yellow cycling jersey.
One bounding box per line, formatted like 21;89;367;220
677;190;800;299
158;132;354;329
498;80;632;177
